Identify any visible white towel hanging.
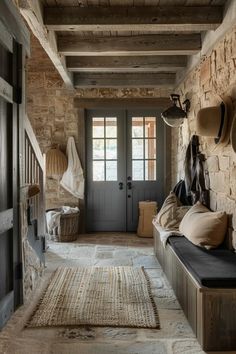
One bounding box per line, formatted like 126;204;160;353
60;137;84;199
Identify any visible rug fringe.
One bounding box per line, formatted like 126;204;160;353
141;266;160;329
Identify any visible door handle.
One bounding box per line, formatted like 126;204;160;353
119;182;123;190
127;182;132;190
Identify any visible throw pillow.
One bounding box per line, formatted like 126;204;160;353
156;192;190;231
179;201;227;249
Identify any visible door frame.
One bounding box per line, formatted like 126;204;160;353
82;101;171;232
0;0;30;328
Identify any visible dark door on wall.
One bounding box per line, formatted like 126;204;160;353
0;33;22;327
86;109;165;232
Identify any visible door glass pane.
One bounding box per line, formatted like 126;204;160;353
93;117;104;138
132;160;144;181
106;161;117;181
106;117;117;138
145;117;156;138
93;161;104;181
93;139;104;159
132;117;143;137
145;139;156;159
132;139;144;159
106;139;117;159
145;160;156;181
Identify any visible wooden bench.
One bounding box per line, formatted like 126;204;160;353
153;224;236;352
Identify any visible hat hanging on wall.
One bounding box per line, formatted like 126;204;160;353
230;113;236;153
46;145;68;178
28;184;40;198
196;96;233;148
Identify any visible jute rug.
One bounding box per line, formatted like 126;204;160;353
27;266;159;329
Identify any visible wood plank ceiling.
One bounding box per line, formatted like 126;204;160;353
17;0;226;89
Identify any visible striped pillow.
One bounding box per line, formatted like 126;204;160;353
156;192;190;231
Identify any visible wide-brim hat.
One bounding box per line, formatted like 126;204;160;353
196;95;233;148
230;113;236;153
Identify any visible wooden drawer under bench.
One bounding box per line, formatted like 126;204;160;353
153;225;236;352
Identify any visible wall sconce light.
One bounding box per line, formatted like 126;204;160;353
161;94;190;128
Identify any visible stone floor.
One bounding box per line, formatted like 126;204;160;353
0;233;230;354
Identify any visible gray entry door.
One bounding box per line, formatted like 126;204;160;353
126;110;165;231
86;109;165;232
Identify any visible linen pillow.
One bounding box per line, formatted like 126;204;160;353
179;201;227;249
156;192;190;231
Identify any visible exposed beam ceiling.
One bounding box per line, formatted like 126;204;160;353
15;1;225;89
73;73;176;88
66;56;188;73
58;34;201;56
44;6;223;32
17;0;73;88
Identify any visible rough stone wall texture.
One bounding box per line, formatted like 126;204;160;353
172;25;236;249
26;35;172;210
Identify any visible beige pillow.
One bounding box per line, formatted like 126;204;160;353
156;192;190;231
179;201;227;249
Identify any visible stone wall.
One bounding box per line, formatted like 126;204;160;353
26;34;172;210
172;25;236;249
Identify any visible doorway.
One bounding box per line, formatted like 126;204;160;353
86;109;165;232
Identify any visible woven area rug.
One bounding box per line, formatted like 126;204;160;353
27;266;159;329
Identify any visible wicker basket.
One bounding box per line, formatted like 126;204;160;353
58;212;80;242
48;209;80;242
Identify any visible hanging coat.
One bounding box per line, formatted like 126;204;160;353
60;137;84;199
184;135;210;207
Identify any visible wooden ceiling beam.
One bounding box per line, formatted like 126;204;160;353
66;55;187;73
74;98;171;110
58;34;201;56
73;72;175;88
44;6;223;32
17;0;73;88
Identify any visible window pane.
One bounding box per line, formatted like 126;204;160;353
93;117;104;138
145;160;156;181
145;117;156;138
93;139;104;159
93;161;104;181
132;160;144;181
106;139;117;159
132;139;144;159
106;117;117;138
132;117;143;137
106;161;117;181
145;139;156;159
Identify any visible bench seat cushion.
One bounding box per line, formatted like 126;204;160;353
168;236;236;288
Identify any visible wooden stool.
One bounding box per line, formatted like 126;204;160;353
137;201;157;237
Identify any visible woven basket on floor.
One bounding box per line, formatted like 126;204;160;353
57;212;80;242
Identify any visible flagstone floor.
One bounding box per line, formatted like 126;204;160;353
0;233;217;354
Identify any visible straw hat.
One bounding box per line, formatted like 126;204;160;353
28;184;40;198
230;113;236;153
196;96;233;148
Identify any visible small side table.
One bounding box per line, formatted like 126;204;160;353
137;201;157;238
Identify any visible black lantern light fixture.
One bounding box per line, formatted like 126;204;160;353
161;94;190;128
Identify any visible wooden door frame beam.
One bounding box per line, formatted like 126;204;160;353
74;97;171;110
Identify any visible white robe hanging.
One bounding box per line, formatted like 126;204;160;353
60;137;84;199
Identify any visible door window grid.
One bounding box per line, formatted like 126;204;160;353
132;117;156;181
92;117;117;181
